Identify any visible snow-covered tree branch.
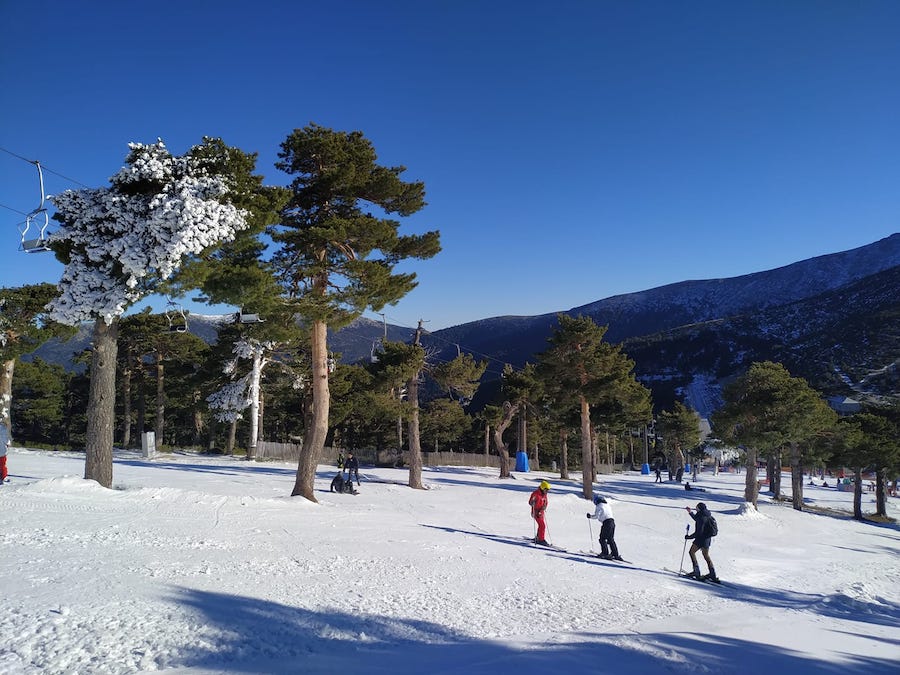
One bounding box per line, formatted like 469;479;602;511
48;141;249;326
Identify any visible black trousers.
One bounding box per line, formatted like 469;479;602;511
599;518;619;557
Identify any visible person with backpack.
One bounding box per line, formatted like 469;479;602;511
684;502;718;581
586;494;623;560
528;481;551;545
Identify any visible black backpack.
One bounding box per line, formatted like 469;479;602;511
708;515;718;537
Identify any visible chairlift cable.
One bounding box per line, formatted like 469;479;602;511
0;202;29;216
0;146;90;188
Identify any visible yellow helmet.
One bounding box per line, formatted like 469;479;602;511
539;480;551;491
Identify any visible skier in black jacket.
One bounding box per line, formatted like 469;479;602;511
345;451;360;486
685;502;717;581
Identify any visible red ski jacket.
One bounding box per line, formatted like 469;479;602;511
529;489;548;516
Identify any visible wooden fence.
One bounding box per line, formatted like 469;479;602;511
255;441;512;469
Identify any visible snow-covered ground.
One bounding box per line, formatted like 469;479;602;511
1;448;898;674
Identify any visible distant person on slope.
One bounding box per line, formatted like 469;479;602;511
0;423;9;483
685;502;718;581
529;481;551;545
344;451;360;486
586;494;623;560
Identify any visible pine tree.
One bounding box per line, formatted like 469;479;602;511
10;358;70;444
483;363;538;479
274;124;440;501
536;314;647;499
657;402;702;481
48;140;250;487
0;283;74;438
712;361;836;510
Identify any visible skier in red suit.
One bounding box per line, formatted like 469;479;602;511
528;481;551;545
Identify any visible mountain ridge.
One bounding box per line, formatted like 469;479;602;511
26;234;900;409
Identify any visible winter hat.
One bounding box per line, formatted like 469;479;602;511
593;494;606;505
539;480;551;491
696;502;707;511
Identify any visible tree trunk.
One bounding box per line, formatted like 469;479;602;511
192;390;204;447
743;447;759;508
120;362;132;448
85;318;119;488
876;466;888;517
789;442;804;511
559;429;569;480
483;424;489;466
406;371;423;489
136;366;146;439
773;450;783;498
397;413;404;462
492;402;518;479
293;319;329;500
227;418;237;455
853;466;863;520
246;351;264;460
580;395;593;499
154;355;165;447
0;358;15;432
207;415;217;452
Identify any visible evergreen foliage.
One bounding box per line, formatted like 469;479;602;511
273;123;440;500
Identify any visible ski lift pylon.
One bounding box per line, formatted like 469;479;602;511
19;161;52;253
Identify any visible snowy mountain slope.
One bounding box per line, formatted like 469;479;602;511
623;265;900;407
424;233;900;366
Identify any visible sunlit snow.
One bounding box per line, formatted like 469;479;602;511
1;448;897;674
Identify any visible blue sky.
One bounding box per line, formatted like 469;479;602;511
1;1;898;330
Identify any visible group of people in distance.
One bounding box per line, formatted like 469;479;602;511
328;452;719;582
528;479;718;582
330;451;360;494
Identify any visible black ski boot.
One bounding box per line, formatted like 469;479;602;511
702;567;719;582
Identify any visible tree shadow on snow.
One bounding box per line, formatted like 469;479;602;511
114;457;296;479
164;587;898;674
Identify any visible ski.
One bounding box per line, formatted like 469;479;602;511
577;551;632;564
522;536;566;552
682;574;723;585
664;567;724;584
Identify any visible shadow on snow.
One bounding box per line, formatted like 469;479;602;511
166;587;898;674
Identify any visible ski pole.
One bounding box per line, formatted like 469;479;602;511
679;524;690;574
587;516;594;552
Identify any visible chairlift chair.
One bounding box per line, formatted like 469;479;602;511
165;301;188;333
18;161;52;253
235;309;265;324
